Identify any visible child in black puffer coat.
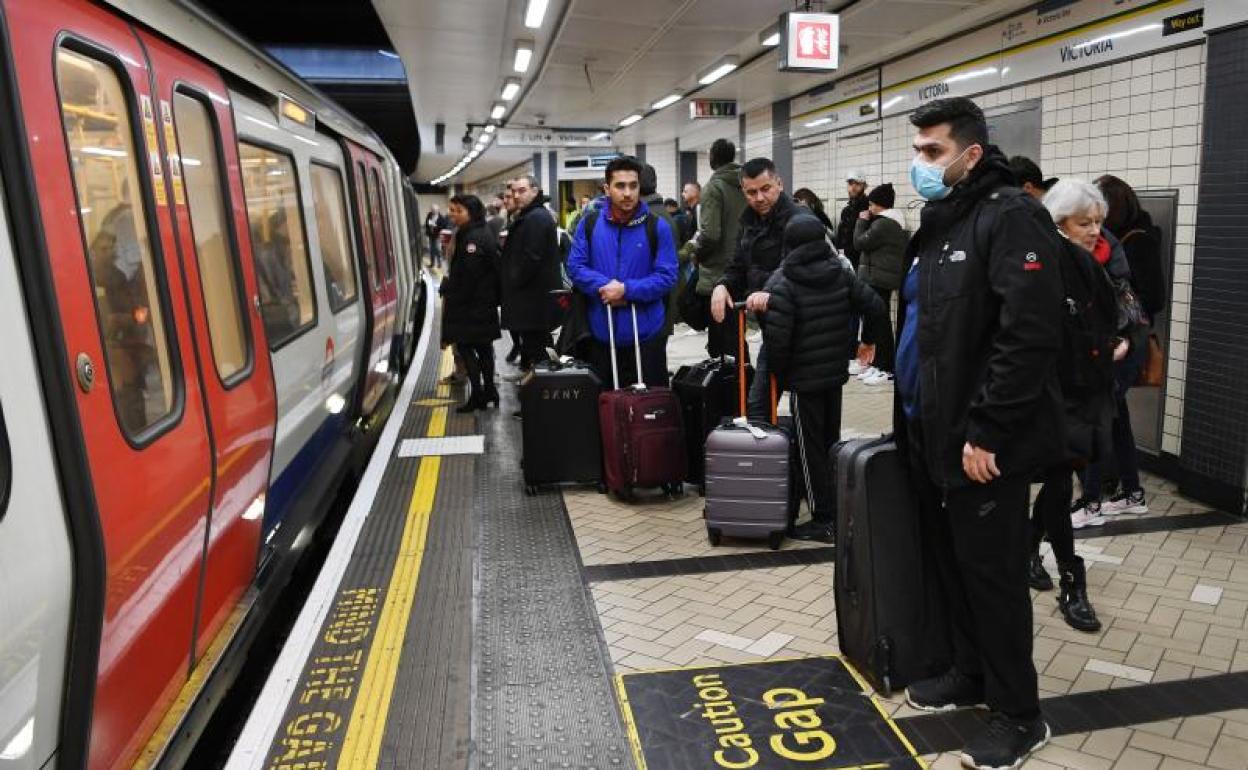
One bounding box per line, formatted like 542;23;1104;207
763;214;888;542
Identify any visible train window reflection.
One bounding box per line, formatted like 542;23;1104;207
366;168;391;284
57;48;177;437
238;142;315;347
173;91;249;380
309;164;358;313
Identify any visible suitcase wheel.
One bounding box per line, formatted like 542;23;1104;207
768;531;785;551
707;528;722;547
662;482;683;497
595;481;608;495
524;484;538;496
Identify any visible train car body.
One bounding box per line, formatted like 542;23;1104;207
0;0;427;767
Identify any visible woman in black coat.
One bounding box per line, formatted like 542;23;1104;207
441;194;501;412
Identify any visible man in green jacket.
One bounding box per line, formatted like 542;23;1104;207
688;138;747;356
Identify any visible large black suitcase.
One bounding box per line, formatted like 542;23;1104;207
520;358;602;493
672;356;752;490
834;436;947;694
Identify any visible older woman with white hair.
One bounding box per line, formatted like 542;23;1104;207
1022;177;1130;634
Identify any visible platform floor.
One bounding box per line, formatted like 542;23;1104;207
228;316;1248;770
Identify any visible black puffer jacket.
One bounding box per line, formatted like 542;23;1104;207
440;220;501;345
500;197;560;331
836;193;869;267
898;146;1065;489
719;192;803;299
763;216;887;392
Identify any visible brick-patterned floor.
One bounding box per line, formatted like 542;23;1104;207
566;327;1247;768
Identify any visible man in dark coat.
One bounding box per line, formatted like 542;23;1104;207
710;157;805;420
500;174;560;374
835;170;870;269
895;97;1063;770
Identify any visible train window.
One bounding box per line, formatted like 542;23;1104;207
238;142;315;348
309;164;358;312
355;162;379;291
173;91;249;381
57;48;178;437
366;169;391;283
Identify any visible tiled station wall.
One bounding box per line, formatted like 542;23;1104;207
646;141;679;201
744;106;773;163
792;43;1206;457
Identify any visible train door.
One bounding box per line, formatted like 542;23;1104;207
136;31;276;661
4;2;215;768
369;164;400;370
342;142;392;417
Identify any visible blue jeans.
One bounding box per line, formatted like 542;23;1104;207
1078;344;1145;500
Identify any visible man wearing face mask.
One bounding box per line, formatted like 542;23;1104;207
895;98;1064;770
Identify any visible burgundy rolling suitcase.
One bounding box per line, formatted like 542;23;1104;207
598;304;686;500
703;305;792;550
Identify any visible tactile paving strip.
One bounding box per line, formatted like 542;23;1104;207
472;373;634;770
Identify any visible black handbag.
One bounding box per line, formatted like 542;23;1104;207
678;265;708;331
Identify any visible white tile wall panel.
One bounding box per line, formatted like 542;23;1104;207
744;106;772;162
646;141;678;201
792;139;830;204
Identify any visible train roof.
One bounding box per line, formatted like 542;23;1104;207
101;0;396;167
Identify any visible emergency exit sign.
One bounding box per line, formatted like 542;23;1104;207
689;99;738;119
779;11;840;72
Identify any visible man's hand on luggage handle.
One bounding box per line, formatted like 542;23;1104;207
599;280;626;306
962;442;1000;484
711;285;733;323
745;291;769;314
857;343;876;366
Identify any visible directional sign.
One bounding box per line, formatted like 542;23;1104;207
495;127;613;148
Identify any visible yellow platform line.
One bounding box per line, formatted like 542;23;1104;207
337;349;452;768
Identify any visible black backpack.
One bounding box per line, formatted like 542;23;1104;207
1053;238;1118;397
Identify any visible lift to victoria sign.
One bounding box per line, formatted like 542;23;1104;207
495;126;613;148
778;12;840;72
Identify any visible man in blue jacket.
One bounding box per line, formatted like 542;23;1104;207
567;155;678;388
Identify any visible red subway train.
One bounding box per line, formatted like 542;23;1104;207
0;0;429;767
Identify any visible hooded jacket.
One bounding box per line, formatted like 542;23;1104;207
853;208;910;291
693;162;746;294
719;192;803;300
764;215;888;392
895;146;1066;489
500;196;561;331
836;193;870;266
566;198;678;345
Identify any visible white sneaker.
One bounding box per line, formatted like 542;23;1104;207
1070;500;1105;529
1102;489;1148;515
864;370;894;385
856;366;879;382
848;359;865;376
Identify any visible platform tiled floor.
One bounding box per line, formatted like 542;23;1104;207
563;328;1247;769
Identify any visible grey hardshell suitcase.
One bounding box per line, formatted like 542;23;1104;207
703;304;791;550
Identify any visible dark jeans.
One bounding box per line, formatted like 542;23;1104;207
909;423;1040;719
518;330;553;371
869;287;896;373
790;388;843;524
1078;347;1144;500
456;342;496;399
588;334;668;389
747;344;771;422
1031;464;1078;565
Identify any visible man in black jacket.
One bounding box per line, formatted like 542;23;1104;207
895;97;1064;770
835;170;869;269
710;157;804;420
763;215;886;542
500;175;560;375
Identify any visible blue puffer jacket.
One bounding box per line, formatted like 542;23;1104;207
566;199;678;344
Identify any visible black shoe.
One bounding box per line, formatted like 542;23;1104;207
482;386;500;408
789;521;835;544
1027;553;1053;591
455;396;484;414
1057;559;1101;633
905;669;986;712
961;713;1049;770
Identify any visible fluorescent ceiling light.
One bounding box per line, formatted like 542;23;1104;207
490;103;507;120
804;117;832;128
378;49;400;59
524;0;548;29
619;113;643;127
475;142;487;152
80;146;128;158
484;124;496;134
514;41;534;73
500;78;521;101
882;95;905;110
698;57;739;85
590;131;611;141
651;93;681;110
759;24;780;47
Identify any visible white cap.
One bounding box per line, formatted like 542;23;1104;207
846;170;866;183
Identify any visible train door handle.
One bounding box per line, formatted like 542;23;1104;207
75;353;96;393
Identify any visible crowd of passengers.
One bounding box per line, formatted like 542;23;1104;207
430;96;1166;770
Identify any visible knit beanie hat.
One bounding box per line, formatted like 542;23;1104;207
867;183;895;209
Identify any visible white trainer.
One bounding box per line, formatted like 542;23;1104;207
1070;502;1105;529
864;370;894;386
848;359;865;376
856;366;880;382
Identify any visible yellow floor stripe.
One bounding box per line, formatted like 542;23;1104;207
337;349;451;768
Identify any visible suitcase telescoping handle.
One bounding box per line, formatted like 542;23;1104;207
732;301;779;424
604;302;646;391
